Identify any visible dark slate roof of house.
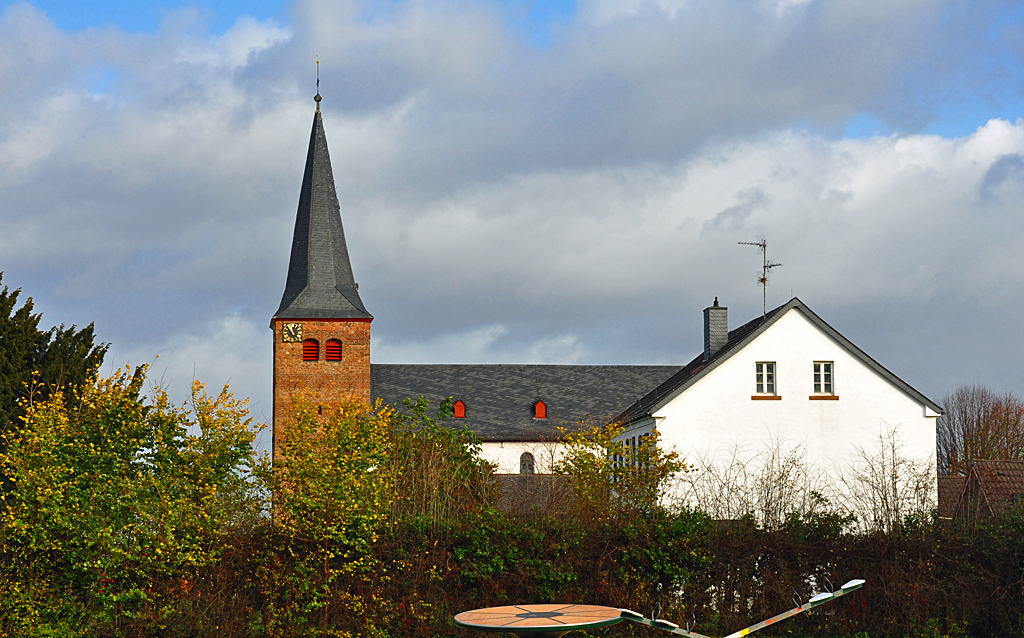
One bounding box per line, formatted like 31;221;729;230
954;460;1024;519
371;364;680;441
274;103;371;321
614;297;943;424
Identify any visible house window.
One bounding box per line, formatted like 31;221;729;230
756;362;776;394
302;339;320;361
520;452;535;474
534;400;547;419
453;399;466;419
325;339;342;361
813;361;833;394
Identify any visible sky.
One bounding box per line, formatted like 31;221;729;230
2;0;1024;439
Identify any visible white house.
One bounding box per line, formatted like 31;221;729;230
614;298;942;505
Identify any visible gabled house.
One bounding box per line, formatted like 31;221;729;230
953;460;1024;522
614;298;943;482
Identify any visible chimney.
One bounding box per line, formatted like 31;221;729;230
703;297;728;361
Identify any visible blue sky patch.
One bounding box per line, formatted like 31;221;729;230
14;0;289;34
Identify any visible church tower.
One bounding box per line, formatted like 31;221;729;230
271;93;372;460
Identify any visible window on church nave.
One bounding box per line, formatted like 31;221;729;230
302;339;319;361
520;452;535;474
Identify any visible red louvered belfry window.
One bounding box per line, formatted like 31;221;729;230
325;339;342;361
534;400;547;419
302;339;320;361
453;399;466;419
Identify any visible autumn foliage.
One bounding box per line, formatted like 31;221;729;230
1;368;1023;637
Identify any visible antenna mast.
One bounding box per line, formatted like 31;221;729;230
738;239;782;317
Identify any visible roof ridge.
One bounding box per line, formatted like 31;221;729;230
614;297;942;424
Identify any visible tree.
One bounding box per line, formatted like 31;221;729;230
937;384;1024;476
0;272;107;438
552;421;684;519
255;396;395;636
838;424;935;533
387;396;496;531
0;365;264;635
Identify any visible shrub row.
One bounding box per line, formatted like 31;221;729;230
2;369;1021;637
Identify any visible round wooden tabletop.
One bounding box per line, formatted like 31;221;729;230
454;604;624;637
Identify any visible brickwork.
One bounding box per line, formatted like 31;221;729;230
272;318;371;461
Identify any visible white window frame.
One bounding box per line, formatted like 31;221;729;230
813;361;834;395
755;362;776;395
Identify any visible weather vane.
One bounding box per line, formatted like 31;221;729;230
739;238;782;318
314;56;322;110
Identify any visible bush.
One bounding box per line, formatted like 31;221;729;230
0;365;263;636
6;382;1024;637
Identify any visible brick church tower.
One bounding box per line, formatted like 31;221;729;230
271;93;372;460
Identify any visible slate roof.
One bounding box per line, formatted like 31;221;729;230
274;104;371;321
371;364;679;441
954;460;1024;519
614;297;943;425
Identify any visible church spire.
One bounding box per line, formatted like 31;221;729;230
274;94;371;320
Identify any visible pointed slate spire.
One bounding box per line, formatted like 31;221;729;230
274;99;372;321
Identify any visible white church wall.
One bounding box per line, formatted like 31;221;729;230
481;440;565;474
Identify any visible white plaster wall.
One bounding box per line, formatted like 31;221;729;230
654;308;937;491
481;440;565;474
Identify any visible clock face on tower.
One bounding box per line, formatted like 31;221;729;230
282;322;303;342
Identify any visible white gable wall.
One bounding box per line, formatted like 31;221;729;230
653;308;937;488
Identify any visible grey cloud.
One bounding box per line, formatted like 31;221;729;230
230;0;1008;200
1;0;1024;417
979;153;1024;200
702;188;771;235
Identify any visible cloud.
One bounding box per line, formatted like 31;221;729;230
358;119;1024;399
2;0;1024;418
105;312;274;448
702;188;771;235
979;152;1024;199
372;324;591;364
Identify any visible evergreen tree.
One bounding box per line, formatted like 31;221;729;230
0;272;107;438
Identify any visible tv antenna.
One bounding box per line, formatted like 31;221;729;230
739;239;782;317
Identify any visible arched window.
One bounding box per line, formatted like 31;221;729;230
325;339;342;361
520;452;535;475
453;399;466;419
302;339;320;361
533;400;547;419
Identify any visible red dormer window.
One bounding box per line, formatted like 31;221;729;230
534;400;547;419
453;399;466;419
325;339;342;361
302;339;320;361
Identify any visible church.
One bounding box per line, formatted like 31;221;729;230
271;97;942;481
